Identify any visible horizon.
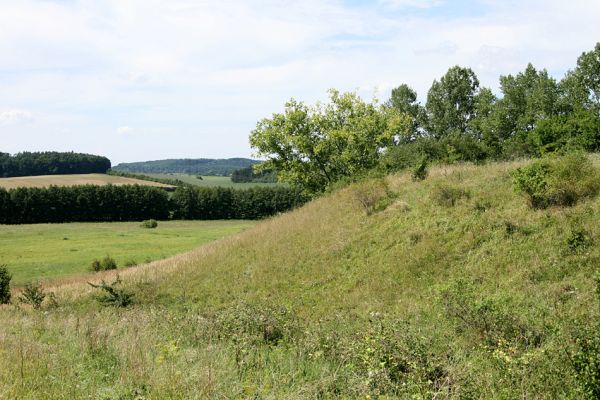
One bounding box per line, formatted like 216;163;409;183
1;0;599;164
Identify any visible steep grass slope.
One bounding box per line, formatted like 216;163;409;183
1;159;600;399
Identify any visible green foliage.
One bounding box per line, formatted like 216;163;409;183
0;184;171;224
566;227;593;253
431;184;470;207
140;219;158;229
0;151;111;178
90;256;118;272
425;66;480;137
171;185;306;220
231;166;278;183
350;178;394;215
570;275;600;398
0;265;11;304
250;89;410;194
19;282;45;309
411;156;428;181
513;153;600;209
88;276;134;307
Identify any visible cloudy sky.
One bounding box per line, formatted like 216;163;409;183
1;0;599;164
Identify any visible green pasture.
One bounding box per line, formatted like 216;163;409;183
145;173;279;188
0;220;254;285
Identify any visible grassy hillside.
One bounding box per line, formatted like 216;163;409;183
113;158;258;175
0;220;254;285
0;173;175;190
1;158;600;398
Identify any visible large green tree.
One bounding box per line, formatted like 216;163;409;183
249;90;410;194
385;83;425;141
425;66;480;138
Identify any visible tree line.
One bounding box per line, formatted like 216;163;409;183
113;158;258;176
231;166;278;183
0;152;111;177
250;43;600;194
0;184;305;224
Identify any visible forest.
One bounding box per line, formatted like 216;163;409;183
0;152;111;178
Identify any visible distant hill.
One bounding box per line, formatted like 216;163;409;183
112;158;259;176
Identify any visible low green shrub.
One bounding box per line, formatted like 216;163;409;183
140;219;158;229
19;282;45;309
513;153;600;209
411;156;428;181
351;179;395;215
566;227;593;253
89;276;134;307
431;184;470;207
0;265;11;304
90;255;118;272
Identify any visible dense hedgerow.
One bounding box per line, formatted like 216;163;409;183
170;185;307;220
0;184;171;224
0;184;306;224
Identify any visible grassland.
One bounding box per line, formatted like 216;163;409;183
145;173;279;188
0;173;175;190
0;220;254;285
1;158;600;398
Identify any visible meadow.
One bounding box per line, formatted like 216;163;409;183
0;220;254;285
0;173;175;190
1;158;600;398
144;173;279;188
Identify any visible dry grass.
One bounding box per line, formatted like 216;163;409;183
1;156;600;398
0;173;175;190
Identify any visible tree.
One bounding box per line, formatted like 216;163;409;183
0;265;11;304
425;66;480;138
576;42;600;111
250;90;410;194
385;84;425;141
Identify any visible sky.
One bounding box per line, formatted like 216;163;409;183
1;0;599;165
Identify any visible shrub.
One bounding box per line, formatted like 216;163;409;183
411;156;428;181
140;219;158;228
89;276;134;307
566;227;593;253
351;179;395;215
124;259;137;267
90;255;118;272
19;282;45;309
570;274;600;398
431;184;470;207
0;264;12;304
513;153;600;209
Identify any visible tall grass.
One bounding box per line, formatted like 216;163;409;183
1;156;600;398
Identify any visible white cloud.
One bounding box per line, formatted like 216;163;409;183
0;0;599;163
0;109;34;125
116;126;133;135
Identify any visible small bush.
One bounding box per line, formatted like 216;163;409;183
140;219;158;228
124;259;137;267
566;227;593;253
351;179;395;215
431;184;470;207
411;156;428;181
513;153;600;209
89;276;134;307
0;265;12;304
19;282;45;309
90;256;118;272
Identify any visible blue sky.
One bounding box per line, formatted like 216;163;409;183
1;0;599;164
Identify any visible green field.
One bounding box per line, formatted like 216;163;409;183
145;173;279;188
0;220;254;285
